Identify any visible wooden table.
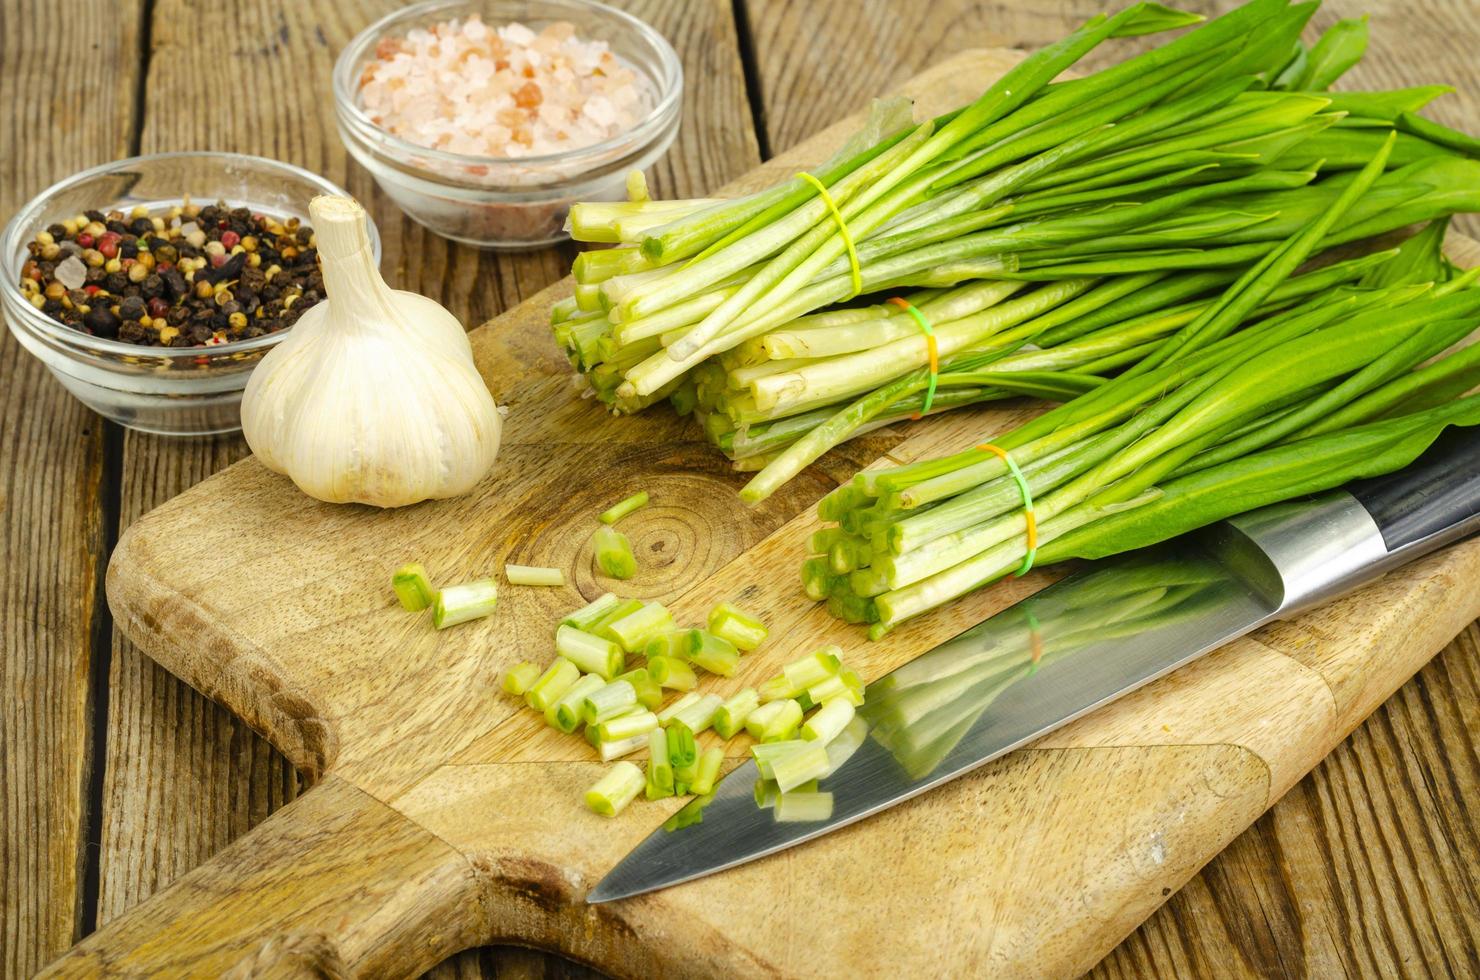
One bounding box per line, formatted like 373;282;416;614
2;2;1477;976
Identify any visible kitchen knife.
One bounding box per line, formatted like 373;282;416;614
589;424;1480;904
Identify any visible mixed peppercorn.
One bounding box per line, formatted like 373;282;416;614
16;199;323;347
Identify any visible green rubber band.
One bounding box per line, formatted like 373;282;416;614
889;298;938;417
976;443;1037;577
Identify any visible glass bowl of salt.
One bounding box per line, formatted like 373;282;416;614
333;0;683;249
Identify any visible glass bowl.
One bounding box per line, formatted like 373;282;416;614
0;152;379;436
333;0;682;249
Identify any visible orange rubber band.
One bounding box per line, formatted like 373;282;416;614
976;443;1037;575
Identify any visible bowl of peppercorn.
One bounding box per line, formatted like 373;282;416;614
1;152;378;436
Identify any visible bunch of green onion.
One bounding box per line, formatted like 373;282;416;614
808;203;1480;636
553;0;1480;509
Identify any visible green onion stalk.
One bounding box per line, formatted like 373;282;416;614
554;0;1480;505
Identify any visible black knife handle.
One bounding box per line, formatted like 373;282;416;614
1346;424;1480;552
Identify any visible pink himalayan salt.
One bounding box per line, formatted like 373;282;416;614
357;15;654;159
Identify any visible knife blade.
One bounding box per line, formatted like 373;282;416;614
588;426;1480;904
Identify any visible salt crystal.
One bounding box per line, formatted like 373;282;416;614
356;14;654;163
54;255;86;290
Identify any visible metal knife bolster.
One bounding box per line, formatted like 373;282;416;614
1210;425;1480;618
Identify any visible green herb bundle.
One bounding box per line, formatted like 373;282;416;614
555;0;1480;508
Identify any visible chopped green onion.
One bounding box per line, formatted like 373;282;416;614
586;761;645;817
747;699;803;742
758;674;804;703
561;592;622;631
599;491;651;524
550;674;605;732
593;525;637;580
669;693;723;734
554;624;625;680
648;655;698;691
822;716;869;777
775;790;835;822
582;679;638;725
807;669;865;707
683;629;740;676
673;765;699;790
782;646;843;689
500;661;541;695
616;668;663;710
391;562;435;611
644;631;685;659
666;722;698;769
691;746;725;795
766;741;832;792
754;778;780;808
750;741;796;780
599;731;651;762
657;692;701;724
802;699;856;745
525;658;580;711
433;579;498;629
605;601;675;653
706;601;769;651
505;564;565;587
646;729;673;798
713;688;760;739
595;709;659;743
590;599;644;644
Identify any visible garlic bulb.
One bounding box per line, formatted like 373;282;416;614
241;195;502;507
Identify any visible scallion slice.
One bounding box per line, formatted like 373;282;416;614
782;646;843;689
599;731;651;762
391;562;435;611
605;601;675;653
669;693;724;735
589;597;644;640
766;741;831;792
755;778;780;808
648;655;698;691
593;525;637;580
802;698;856;745
647;729;674;798
561;592;622;631
758;674;804;703
713;687;760;739
599;491;651;524
433;579;498;629
505;564;566;587
644;631;685;659
807;670;865;707
706;601;769;651
582;679;638;725
550;674;605;732
586;761;645;817
666;722;698;770
500;661;541;696
745;698;803;742
657;692;701;724
683;629;740;676
743;699;788;740
595;709;659;743
554;624;625;680
690;746;725;796
616;668;663;710
775;790;834;822
525;658;580;712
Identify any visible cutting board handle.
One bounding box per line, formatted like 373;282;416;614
39;776;485;978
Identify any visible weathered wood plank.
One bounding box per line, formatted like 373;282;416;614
0;1;141;973
95;3;757;979
741;1;1480;975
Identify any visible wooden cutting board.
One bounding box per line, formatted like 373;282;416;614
44;49;1480;979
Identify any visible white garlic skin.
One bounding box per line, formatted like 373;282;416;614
241;196;502;508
